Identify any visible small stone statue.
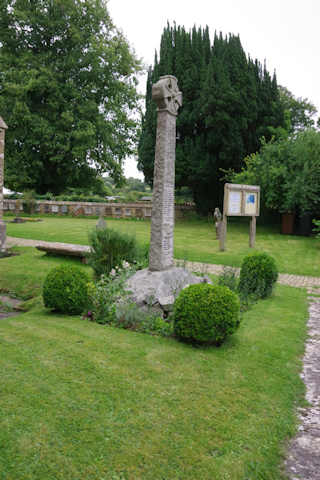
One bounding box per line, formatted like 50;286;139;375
214;207;222;239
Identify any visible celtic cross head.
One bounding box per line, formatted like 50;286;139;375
152;75;182;116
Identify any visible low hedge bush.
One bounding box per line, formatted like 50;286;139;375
173;283;240;345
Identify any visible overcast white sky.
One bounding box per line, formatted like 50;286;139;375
108;0;320;179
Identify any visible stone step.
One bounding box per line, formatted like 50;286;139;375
35;242;90;261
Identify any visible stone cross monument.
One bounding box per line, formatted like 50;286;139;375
149;75;182;271
0;117;8;253
126;75;210;318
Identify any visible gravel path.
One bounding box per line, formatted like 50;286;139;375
178;260;320;288
285;291;320;480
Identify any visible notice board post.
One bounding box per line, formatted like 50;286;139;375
219;183;260;252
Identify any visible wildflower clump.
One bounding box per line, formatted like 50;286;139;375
85;261;133;324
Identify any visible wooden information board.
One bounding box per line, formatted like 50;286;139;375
220;183;260;251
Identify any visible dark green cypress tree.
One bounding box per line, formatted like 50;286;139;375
137;66;157;185
138;24;286;214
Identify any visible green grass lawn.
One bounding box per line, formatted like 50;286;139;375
5;214;320;276
0;246;91;300
0;247;309;479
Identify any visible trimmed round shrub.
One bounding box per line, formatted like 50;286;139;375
173;283;240;345
238;252;278;299
43;265;90;314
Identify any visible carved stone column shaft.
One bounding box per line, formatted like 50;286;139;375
149;75;182;272
149;111;176;271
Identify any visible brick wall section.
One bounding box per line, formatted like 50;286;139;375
3;199;195;220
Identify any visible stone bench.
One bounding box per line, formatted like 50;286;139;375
36;242;90;263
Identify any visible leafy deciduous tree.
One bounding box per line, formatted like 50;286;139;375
278;85;318;133
232;129;320;216
0;0;141;194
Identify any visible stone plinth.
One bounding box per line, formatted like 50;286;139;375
126;267;211;317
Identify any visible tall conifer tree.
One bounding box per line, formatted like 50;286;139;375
138;24;286;214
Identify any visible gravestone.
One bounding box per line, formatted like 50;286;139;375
96;214;106;230
0;117;8;253
126;76;210;317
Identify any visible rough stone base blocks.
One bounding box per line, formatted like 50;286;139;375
126;267;210;317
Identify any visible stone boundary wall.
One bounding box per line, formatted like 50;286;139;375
3;199;195;220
